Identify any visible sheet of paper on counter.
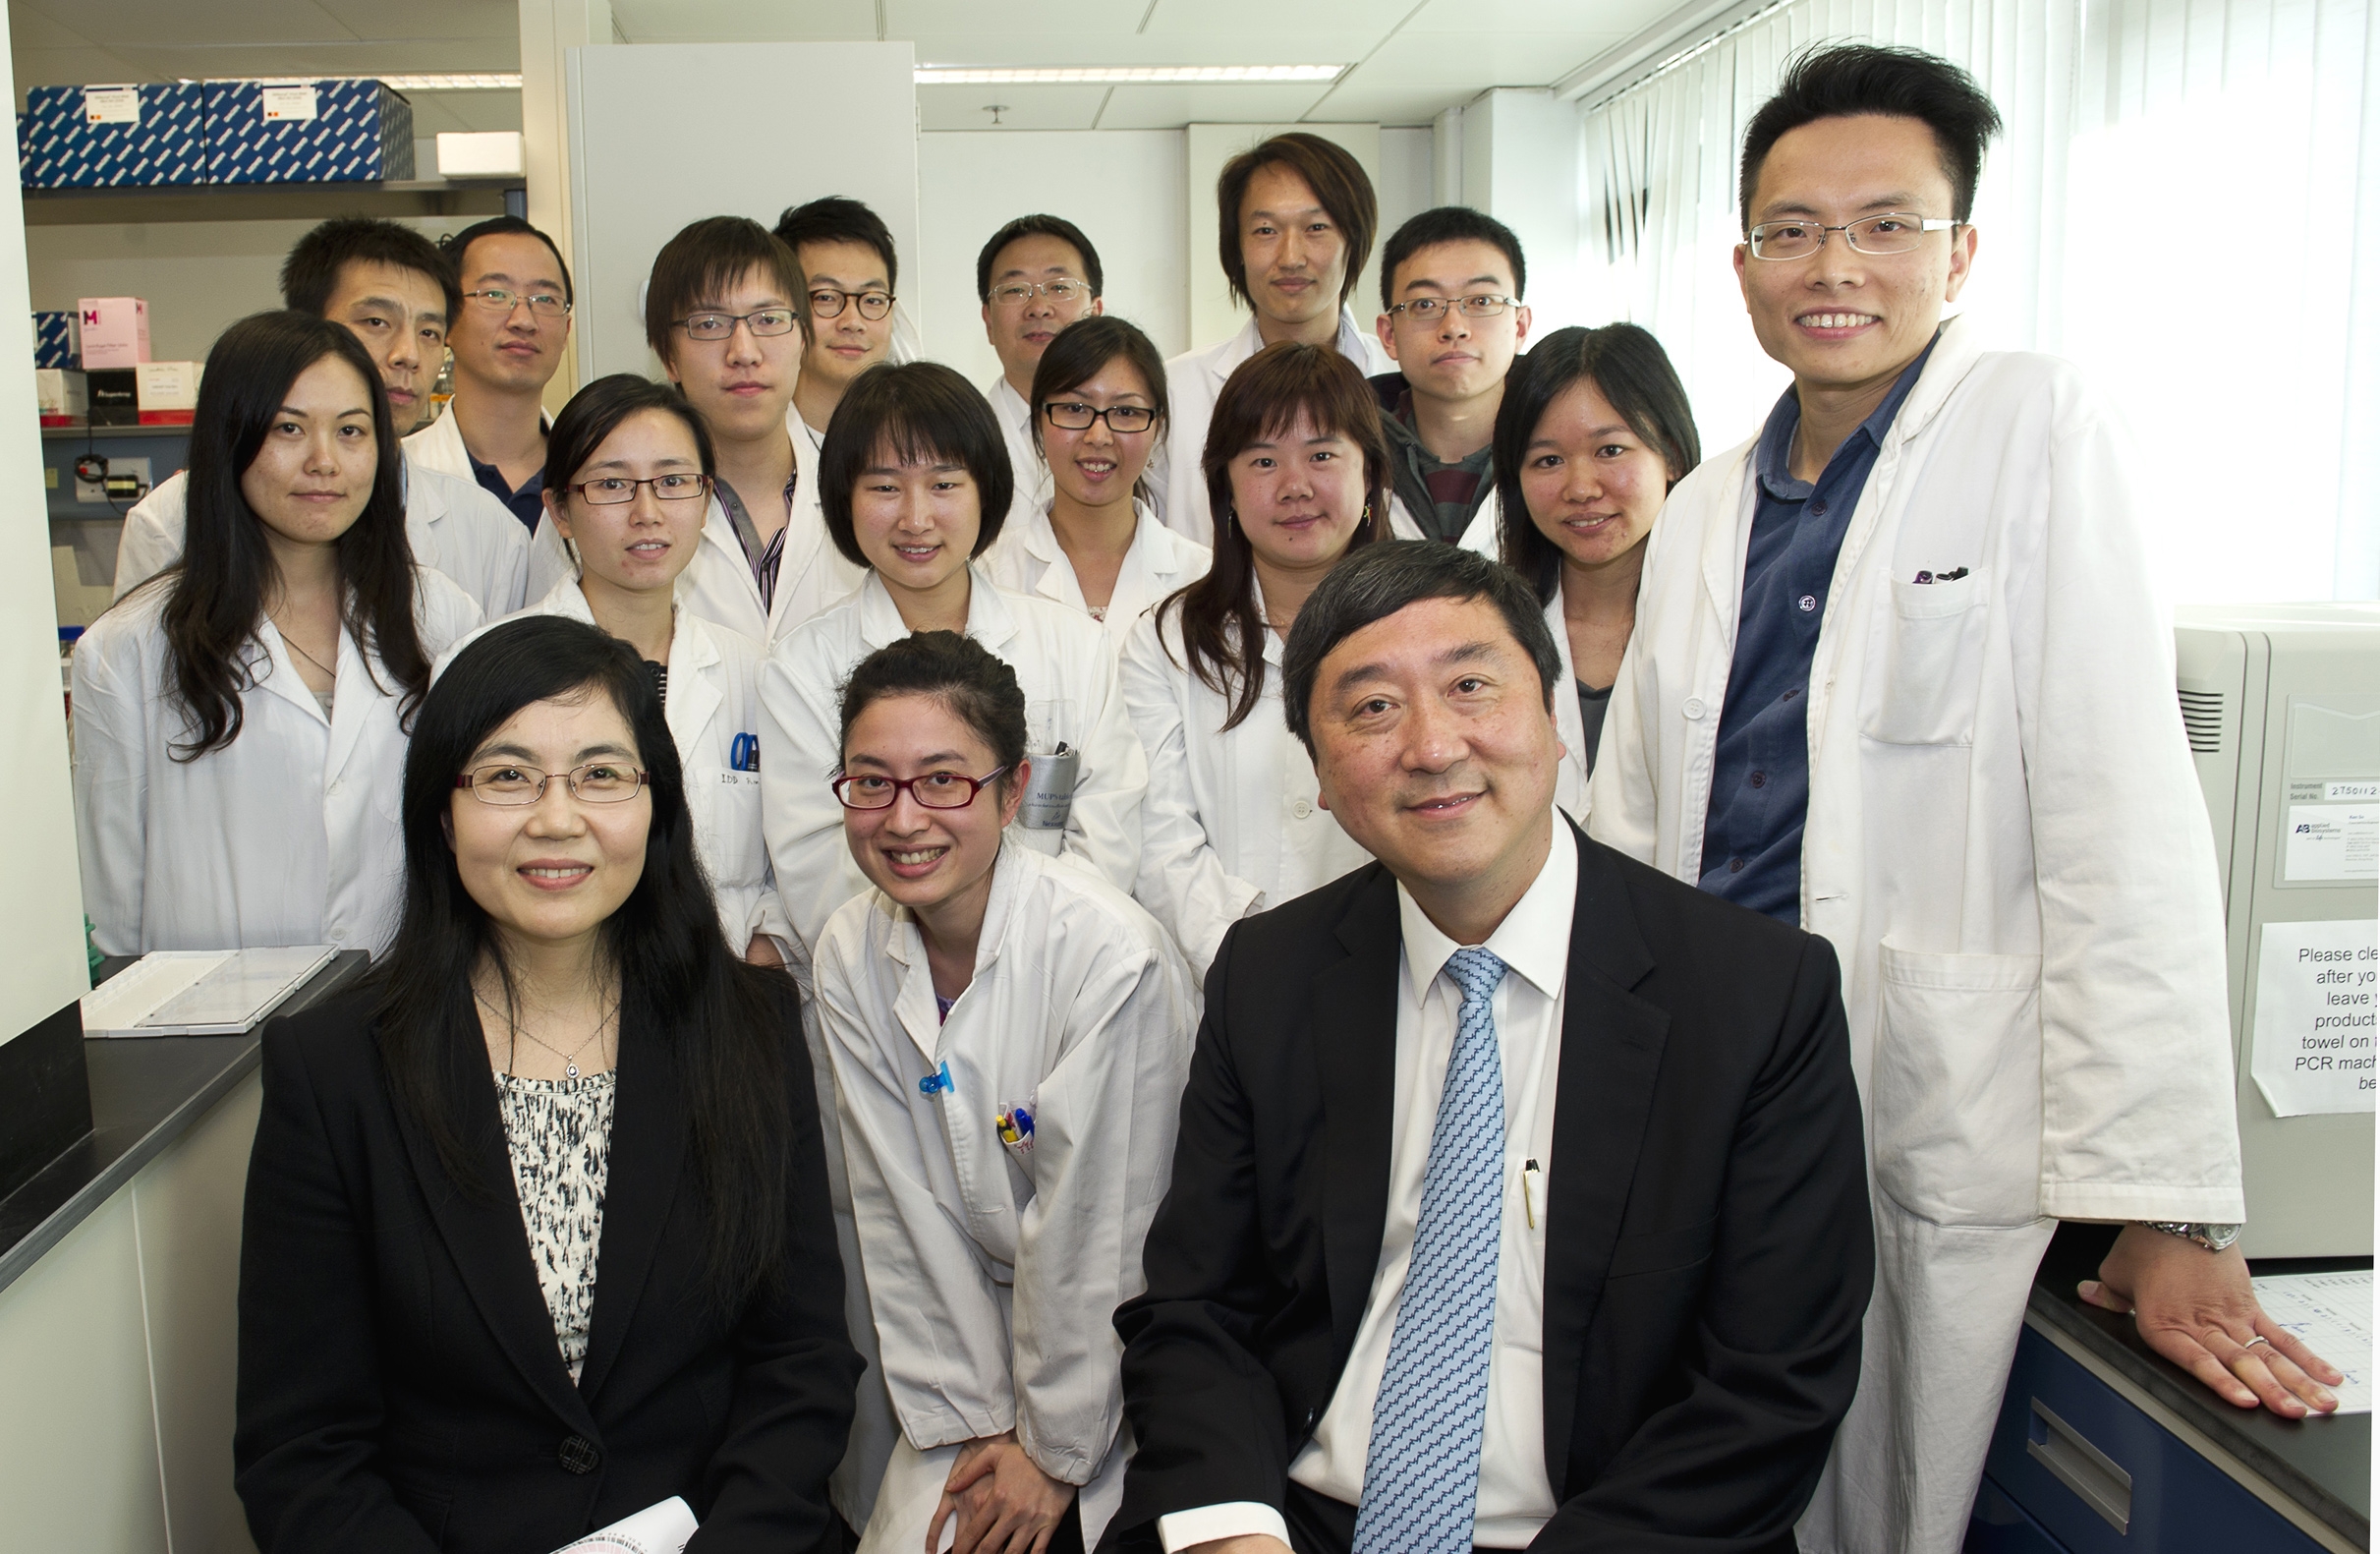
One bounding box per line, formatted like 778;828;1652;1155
2250;1270;2372;1414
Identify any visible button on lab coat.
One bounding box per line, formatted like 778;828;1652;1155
673;406;868;649
74;571;482;955
813;838;1197;1550
435;577;790;955
980;497;1211;647
1116;593;1371;976
112;459;530;619
1586;315;2242;1554
760;565;1149;977
1151;312;1392;547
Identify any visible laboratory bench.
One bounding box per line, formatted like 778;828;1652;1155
1971;1222;2370;1553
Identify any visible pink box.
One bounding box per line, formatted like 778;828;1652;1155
76;297;149;369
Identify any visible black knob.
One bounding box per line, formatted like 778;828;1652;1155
558;1435;601;1474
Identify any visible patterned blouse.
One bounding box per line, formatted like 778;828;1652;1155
496;1068;617;1382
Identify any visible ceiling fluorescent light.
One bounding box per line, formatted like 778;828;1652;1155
378;73;525;91
917;65;1342;86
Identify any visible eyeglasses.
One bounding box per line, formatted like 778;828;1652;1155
810;288;895;321
989;279;1091;309
676;308;800;341
1387;294;1516;321
1746;212;1960;260
455;762;649;806
464;287;571;319
1042;401;1157;434
566;473;711;505
830;766;1009;811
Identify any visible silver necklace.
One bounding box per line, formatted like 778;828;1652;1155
474;987;613;1079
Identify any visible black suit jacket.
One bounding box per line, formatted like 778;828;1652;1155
1111;824;1872;1552
234;982;862;1554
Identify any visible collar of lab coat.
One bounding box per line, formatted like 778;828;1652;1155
531;576;725;751
401;407;471;483
251;607;373;779
880;834;1035;1063
854;562;1017;654
989;373;1033;442
1014;498;1192;606
1204;308;1386;387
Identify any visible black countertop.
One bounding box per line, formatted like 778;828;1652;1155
0;952;369;1296
2032;1222;2370;1550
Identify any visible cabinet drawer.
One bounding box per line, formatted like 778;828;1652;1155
1984;1324;2324;1553
1970;1473;2076;1553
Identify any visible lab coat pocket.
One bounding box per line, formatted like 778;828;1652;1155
1872;942;2045;1228
1860;572;1987;747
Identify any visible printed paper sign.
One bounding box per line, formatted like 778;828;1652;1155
2286;805;2379;882
82;86;140;125
2251;918;2380;1117
260;86;319;123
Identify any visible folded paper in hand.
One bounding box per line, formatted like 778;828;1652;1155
551;1496;698;1554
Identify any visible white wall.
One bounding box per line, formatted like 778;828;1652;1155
915;130;1189;389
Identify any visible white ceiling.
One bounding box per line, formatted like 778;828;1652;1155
9;0;1689;133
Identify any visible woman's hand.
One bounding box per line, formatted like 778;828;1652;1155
927;1431;1076;1554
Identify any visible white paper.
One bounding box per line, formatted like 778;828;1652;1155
260;85;319;123
2250;919;2380;1117
2285;803;2379;882
82;86;140;126
552;1496;698;1554
2251;1270;2373;1414
79;946;335;1037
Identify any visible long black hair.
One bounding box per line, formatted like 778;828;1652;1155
153;310;425;759
370;615;794;1308
1493;324;1700;606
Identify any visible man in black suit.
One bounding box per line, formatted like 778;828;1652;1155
1110;542;1872;1554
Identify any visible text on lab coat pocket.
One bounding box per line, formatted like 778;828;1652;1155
1871;942;2045;1228
1860;571;1988;747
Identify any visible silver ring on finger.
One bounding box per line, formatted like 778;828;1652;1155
2241;1335;2273;1353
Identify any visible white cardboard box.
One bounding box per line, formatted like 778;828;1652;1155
77;295;149;368
436;131;525;178
35;367;86;425
135;360;200;424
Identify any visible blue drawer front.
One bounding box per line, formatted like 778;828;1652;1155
1986;1324;2323;1554
202;81;416;184
1969;1474;2075;1553
18;85;205;188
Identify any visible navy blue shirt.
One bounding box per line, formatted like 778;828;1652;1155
468;449;546;533
1698;337;1938;921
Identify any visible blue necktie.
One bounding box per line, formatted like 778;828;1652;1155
1352;946;1508;1554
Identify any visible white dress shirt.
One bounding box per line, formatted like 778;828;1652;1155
981;498;1211;648
1158;824;1577;1553
989;372;1053;530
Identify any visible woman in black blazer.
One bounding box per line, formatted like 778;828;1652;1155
235;614;861;1553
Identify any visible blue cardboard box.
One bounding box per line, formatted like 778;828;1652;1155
18;84;206;188
32;312;81;370
202;80;415;184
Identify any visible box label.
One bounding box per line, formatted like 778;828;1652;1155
260;85;319;123
2287;804;2380;882
2251;919;2380;1117
83;86;140;126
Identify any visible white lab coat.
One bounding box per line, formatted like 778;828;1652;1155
1116;592;1373;977
1152;311;1393;546
111;458;529;619
74;570;482;956
988;372;1053;536
981;497;1211;648
433;577;790;956
1585;315;2243;1554
402;407;575;604
674;407;867;649
759;564;1149;977
814;837;1197;1553
1387;486;1501;551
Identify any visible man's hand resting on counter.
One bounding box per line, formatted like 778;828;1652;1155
2081;1222;2344;1417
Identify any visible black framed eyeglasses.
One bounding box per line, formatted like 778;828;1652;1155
565;473;711;505
1042;401;1157;434
810;288;895;320
675;308;800;341
455;762;649;806
830;767;1009;811
464;287;571;319
1387;294;1516;321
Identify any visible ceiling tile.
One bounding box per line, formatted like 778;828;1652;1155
308;0;520;43
11;9;98;49
610;0;878;42
101;38;521;79
1139;0;1402;39
1095;81;1333;130
1302;83;1475;126
1403;0;1689;31
889;1;1141;34
20;0;359;49
12;47;147;98
1344;29;1629;87
919;83;1108;132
